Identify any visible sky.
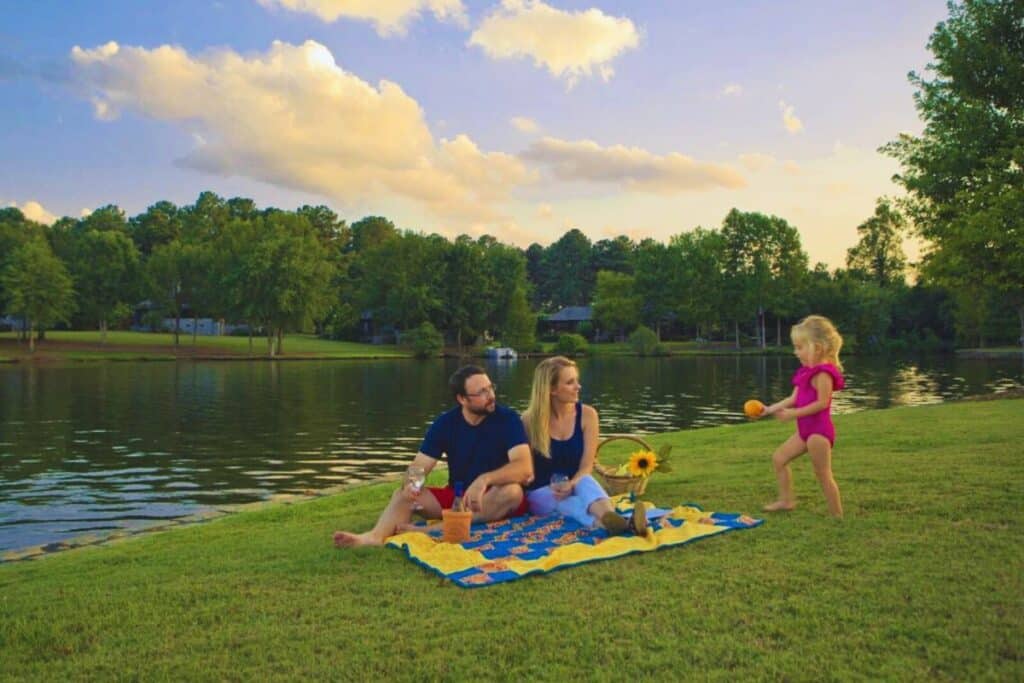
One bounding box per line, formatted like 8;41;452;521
0;0;949;267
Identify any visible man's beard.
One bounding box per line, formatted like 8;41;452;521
466;400;495;417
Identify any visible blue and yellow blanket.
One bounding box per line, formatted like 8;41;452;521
386;495;762;588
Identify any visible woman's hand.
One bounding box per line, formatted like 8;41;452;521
551;478;575;501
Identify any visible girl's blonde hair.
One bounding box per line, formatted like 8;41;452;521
522;356;577;458
791;315;844;371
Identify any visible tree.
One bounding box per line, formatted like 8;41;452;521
129;201;181;256
593;271;640;339
443;236;489;348
632;239;677;339
670;228;725;340
846;198;908;286
0;240;75;352
883;0;1024;347
591;236;635;275
720;209;808;348
64;227;141;342
539;229;594;310
0;208;47;321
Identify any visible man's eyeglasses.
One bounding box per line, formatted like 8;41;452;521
465;384;497;399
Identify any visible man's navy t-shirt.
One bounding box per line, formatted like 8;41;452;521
419;405;528;487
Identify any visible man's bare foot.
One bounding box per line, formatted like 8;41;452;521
332;530;383;548
762;501;796;512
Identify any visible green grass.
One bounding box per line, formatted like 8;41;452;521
0;331;411;360
1;400;1021;681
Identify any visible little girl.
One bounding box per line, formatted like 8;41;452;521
757;315;845;517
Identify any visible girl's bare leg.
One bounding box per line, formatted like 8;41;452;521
764;432;806;511
807;435;843;518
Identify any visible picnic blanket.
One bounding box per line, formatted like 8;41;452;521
385;495;763;588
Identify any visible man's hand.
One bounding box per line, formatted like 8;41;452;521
465;477;488;512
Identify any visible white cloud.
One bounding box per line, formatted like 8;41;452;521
536;203;553;218
510;116;540;134
7;200;57;225
738;153;775;172
469;0;640;87
257;0;467;36
721;83;742;97
69;40;534;224
782;160;802;175
779;100;803;134
80;208;93;217
522;137;745;193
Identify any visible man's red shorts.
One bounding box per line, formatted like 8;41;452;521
425;485;529;517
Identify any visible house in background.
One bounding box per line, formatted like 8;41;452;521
541;306;593;335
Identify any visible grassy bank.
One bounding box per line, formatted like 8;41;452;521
1;400;1022;681
0;331;411;361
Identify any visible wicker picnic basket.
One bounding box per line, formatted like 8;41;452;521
592;435;655;496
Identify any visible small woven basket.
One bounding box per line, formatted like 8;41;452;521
593;435;654;496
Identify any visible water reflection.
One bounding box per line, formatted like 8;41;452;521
1;354;1021;552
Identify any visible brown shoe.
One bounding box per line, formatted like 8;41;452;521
600;510;629;535
629;501;649;536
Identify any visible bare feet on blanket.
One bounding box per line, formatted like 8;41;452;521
333;530;383;548
762;501;796;512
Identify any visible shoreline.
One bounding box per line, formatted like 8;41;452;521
4;390;1020;562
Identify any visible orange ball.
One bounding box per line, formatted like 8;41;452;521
744;399;765;418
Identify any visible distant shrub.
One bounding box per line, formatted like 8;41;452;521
629;325;659;356
407;322;444;358
576;321;594;340
554;333;588;356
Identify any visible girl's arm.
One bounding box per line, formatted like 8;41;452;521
763;388;797;417
777;374;835;421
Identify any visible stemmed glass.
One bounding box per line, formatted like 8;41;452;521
405;465;426;511
550;473;571;495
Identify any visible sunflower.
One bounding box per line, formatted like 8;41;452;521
627;450;659;477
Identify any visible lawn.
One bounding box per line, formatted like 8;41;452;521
0;330;411;360
0;399;1021;681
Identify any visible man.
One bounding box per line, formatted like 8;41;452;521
333;365;533;547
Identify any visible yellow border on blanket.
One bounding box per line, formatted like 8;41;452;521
387;503;732;577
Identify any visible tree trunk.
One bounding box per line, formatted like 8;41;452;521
734;320;740;349
277;328;283;355
777;317;782;347
174;312;180;346
29;321;35;353
100;319;108;345
267;332;276;357
192;315;198;346
248;323;254;356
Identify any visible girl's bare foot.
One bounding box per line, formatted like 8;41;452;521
332;530;383;548
762;501;796;512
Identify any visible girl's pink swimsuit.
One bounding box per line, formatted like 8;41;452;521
793;363;845;445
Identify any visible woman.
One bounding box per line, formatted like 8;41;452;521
521;356;647;535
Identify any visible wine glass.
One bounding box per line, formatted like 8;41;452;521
550;473;571;495
405;465;426;511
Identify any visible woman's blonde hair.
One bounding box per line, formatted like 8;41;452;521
791;315;844;371
522;356;577;458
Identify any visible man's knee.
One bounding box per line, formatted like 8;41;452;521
485;483;523;515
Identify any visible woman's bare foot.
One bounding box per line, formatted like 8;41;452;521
762;501;796;512
333;530;384;548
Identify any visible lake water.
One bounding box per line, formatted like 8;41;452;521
1;354;1021;553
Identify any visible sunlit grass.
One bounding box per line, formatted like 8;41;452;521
1;399;1020;680
0;331;411;359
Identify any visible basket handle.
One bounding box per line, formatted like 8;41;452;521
594;435;653;470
